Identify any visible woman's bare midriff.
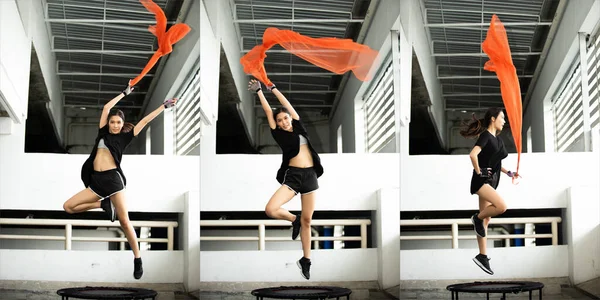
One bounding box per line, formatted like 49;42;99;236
288;144;314;168
93;148;118;171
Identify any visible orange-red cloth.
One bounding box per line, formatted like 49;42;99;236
129;0;191;86
240;27;379;86
482;14;523;183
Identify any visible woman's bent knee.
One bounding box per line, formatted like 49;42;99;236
265;206;276;218
63;202;73;214
498;206;507;214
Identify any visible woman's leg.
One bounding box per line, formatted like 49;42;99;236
265;185;298;222
472;184;503;275
63;188;101;214
111;191;143;279
110;192;140;258
477;197;492;255
476;184;507;219
299;191;316;259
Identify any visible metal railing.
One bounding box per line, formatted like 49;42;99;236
200;219;371;250
400;217;562;249
0;218;179;250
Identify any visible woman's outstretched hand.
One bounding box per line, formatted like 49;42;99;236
163;98;178;109
248;79;261;92
122;81;134;96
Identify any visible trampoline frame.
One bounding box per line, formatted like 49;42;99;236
56;286;158;300
251;286;352;300
447;281;544;300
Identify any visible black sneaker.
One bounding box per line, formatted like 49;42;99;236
471;213;486;237
473;254;493;275
101;199;116;222
134;257;143;279
297;257;311;280
291;214;301;240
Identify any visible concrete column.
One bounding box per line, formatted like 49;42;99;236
566;185;600;285
183;191;200;292
376;188;400;290
200;0;221;284
397;17;411;298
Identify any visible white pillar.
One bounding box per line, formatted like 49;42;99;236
376;188;400;290
199;0;221;284
566;185;600;285
183;190;200;292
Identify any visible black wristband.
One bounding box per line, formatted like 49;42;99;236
255;87;262;93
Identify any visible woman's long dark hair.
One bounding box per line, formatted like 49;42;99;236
108;109;134;133
459;107;504;138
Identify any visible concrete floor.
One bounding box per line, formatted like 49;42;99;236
577;277;600;299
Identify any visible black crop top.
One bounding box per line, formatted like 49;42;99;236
270;118;324;184
80;125;136;188
474;130;508;172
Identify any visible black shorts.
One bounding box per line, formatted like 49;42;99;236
282;167;319;195
470;170;499;195
88;169;125;199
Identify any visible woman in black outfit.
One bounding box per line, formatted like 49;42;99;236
249;79;324;280
461;107;519;275
63;84;177;279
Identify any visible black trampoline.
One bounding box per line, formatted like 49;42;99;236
56;286;158;300
251;286;352;300
447;281;544;300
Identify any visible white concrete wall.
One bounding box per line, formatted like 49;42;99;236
201;153;399;211
200;249;377;282
401;246;569;280
524;0;600;152
0;250;183;283
566;185;600;285
16;0;64;143
0;154;199;212
329;0;401;153
402;152;599;211
0;0;31;125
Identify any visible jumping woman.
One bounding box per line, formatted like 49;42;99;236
62;84;177;279
461;107;519;275
249;79;324;280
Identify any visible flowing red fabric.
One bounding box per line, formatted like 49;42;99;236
129;0;191;86
482;15;523;183
240;27;379;86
